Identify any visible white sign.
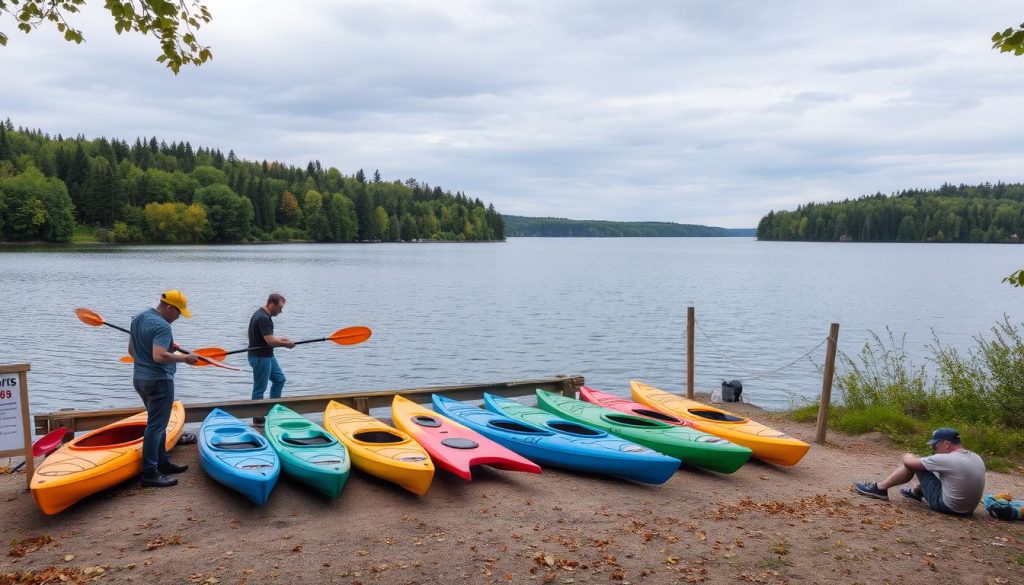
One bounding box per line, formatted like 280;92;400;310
0;372;24;452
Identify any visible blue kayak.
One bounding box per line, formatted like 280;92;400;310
199;409;280;505
432;394;679;484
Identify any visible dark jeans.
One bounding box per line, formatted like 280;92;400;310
134;378;174;474
916;469;973;517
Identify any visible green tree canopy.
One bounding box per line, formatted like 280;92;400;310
0;0;212;73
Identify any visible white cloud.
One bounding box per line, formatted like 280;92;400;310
3;0;1023;227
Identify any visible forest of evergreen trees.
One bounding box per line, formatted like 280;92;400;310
757;183;1024;243
0;120;505;244
503;215;755;237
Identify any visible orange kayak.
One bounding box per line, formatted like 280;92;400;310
31;401;185;514
630;381;810;466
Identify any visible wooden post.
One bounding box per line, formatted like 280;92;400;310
687;307;695;399
0;364;33;489
815;323;840;444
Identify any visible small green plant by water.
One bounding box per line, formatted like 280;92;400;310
790;319;1024;471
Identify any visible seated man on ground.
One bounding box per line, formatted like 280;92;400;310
853;427;986;517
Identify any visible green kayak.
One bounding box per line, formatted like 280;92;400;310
264;404;351;497
535;390;752;473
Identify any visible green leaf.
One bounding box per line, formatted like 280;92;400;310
0;33;7;46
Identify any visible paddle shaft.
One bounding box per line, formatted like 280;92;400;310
218;336;329;357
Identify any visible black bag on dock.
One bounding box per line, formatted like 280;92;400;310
721;380;743;402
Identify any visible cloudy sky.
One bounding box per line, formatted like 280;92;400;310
4;1;1024;227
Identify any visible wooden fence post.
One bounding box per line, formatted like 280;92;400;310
815;323;840;444
687;307;695;399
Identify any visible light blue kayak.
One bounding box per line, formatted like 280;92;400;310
264;404;350;498
199;409;280;505
432;394;679;484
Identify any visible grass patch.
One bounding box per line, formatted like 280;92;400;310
70;225;101;244
786;322;1024;472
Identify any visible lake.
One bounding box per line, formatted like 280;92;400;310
1;238;1021;415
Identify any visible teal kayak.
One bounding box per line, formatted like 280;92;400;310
264;404;350;497
535;390;752;474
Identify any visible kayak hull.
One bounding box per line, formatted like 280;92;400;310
630;381;810;466
31;401;185;515
391;395;540;480
323;401;434;496
433;394;679;485
538;389;752;474
199;409;280;505
265;404;350;497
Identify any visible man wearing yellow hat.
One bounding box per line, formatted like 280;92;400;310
127;290;198;488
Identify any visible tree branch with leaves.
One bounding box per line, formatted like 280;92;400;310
993;22;1024;56
0;0;212;73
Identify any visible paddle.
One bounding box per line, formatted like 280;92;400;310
75;307;241;371
190;326;373;366
11;427;67;473
119;346;228;364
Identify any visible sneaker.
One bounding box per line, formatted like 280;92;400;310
900;487;923;502
853;481;889;501
253;416;266;425
158;461;189;474
141;473;178;488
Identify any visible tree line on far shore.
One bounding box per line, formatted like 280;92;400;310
0;120;505;244
503;215;755;237
757;183;1024;243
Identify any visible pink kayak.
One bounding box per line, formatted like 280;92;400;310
579;386;694;427
391;395;541;480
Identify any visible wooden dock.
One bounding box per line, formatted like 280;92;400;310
33;375;585;436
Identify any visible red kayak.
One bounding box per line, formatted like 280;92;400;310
579;386;694;427
391;395;541;480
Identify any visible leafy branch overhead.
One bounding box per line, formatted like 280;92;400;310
0;0;212;74
993;22;1024;56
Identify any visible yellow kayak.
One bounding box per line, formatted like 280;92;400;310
630;381;809;466
322;400;434;495
31;401;185;515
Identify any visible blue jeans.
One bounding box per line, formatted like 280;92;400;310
133;378;174;474
249;354;286;400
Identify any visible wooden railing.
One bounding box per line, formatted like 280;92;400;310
34;375;584;436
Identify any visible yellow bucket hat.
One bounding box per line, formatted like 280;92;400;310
160;290;192;318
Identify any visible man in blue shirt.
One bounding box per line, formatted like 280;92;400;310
128;290;198;488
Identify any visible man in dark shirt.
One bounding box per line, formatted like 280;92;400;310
247;293;295;413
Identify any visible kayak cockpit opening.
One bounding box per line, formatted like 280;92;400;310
73;423;145;449
354;430;405;444
547;421;604;436
603;414;663;427
489;420;548;434
632;408;682;423
688;409;745;422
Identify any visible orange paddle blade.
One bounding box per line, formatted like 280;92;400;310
75;307;105;327
328;326;372;345
119;355;134;363
192;347;229;367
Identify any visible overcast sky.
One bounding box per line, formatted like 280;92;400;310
4;1;1024;227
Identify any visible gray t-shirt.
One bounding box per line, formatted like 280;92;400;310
130;308;175;380
921;449;986;514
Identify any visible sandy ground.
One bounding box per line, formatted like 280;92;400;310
2;400;1023;585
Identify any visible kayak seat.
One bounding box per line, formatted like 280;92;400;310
688;409;744;422
216;440;264;450
282;434;333;446
278;421;313;430
211;428;266;451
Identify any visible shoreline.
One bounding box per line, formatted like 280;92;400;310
3;402;1022;584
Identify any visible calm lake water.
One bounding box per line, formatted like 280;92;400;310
1;238;1021;415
